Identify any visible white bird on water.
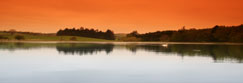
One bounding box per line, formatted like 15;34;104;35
162;43;168;47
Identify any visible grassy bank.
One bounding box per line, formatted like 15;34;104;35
0;32;112;41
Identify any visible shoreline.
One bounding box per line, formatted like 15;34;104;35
1;40;243;45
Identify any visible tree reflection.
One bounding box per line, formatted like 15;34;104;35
0;42;243;62
124;44;243;62
0;42;55;51
56;43;114;55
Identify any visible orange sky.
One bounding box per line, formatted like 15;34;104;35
0;0;242;33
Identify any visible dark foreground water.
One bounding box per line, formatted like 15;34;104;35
0;42;243;83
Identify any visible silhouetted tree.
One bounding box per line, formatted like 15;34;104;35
127;31;139;37
105;29;115;40
9;29;16;35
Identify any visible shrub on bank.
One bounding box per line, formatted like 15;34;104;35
15;35;25;40
0;35;8;40
120;37;141;41
70;37;77;41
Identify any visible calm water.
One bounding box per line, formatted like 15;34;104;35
0;42;243;83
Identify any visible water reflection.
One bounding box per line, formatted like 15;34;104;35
0;43;55;51
56;43;114;55
0;42;243;62
124;44;243;62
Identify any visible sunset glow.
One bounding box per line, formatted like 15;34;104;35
0;0;242;33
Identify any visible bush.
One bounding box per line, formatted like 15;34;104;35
70;37;77;41
120;37;141;41
0;35;8;39
15;35;25;40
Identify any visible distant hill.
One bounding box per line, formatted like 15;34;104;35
0;31;111;41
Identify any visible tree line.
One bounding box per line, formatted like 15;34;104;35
126;24;243;42
56;27;115;40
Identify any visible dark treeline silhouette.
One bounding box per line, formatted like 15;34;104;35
127;24;243;42
57;27;115;40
